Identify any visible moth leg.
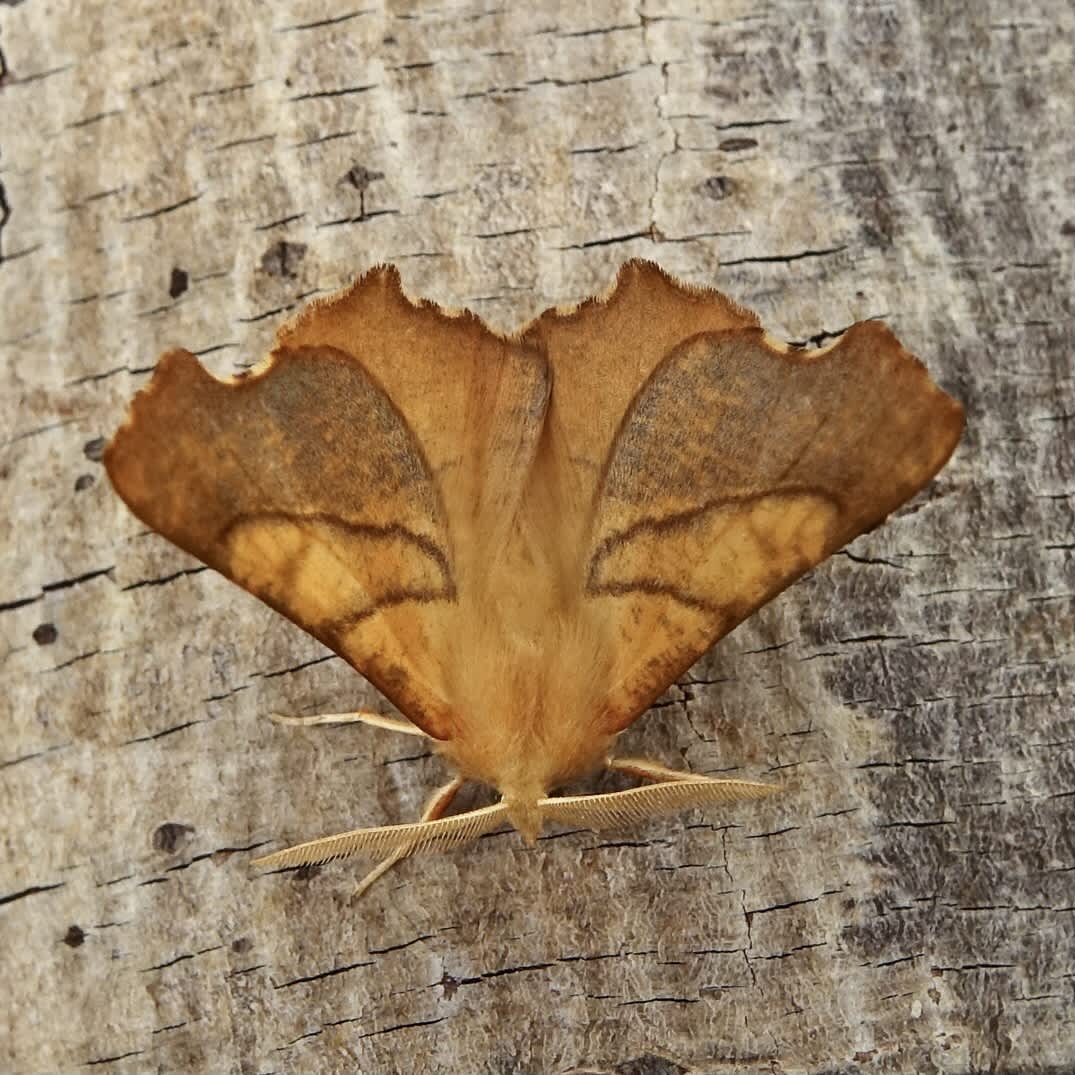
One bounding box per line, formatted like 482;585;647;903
270;710;427;736
352;776;465;900
608;756;704;784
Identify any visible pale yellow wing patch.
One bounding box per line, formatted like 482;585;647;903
223;515;454;632
589;491;839;720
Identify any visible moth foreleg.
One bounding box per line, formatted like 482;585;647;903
607;756;703;784
352;776;465;900
270;710;427;736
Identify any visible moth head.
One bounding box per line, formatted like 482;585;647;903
437;740;609;844
437;717;618;838
503;799;545;844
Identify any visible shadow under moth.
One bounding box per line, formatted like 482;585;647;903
105;260;964;897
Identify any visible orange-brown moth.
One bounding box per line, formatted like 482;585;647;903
105;260;964;897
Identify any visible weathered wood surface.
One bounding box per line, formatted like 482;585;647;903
1;2;1072;1072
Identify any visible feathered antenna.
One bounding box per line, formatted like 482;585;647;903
251;801;510;870
538;777;778;830
253;774;778;872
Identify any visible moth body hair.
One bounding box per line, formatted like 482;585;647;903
105;258;965;891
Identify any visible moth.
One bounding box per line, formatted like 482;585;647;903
105;260;964;896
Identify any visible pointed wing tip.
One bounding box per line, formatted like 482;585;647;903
104;345;321;510
105;342;311;469
758;319;965;450
780;319;966;509
352;261;406;298
523;259;761;335
620;259;762;325
274;263;402;340
839;319;966;457
274;261;538;350
104;348;204;469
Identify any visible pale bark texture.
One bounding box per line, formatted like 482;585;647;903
1;2;1072;1073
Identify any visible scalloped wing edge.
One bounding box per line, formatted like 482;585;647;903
273;259;763;350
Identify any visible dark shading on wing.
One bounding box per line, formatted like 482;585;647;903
584;323;964;730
